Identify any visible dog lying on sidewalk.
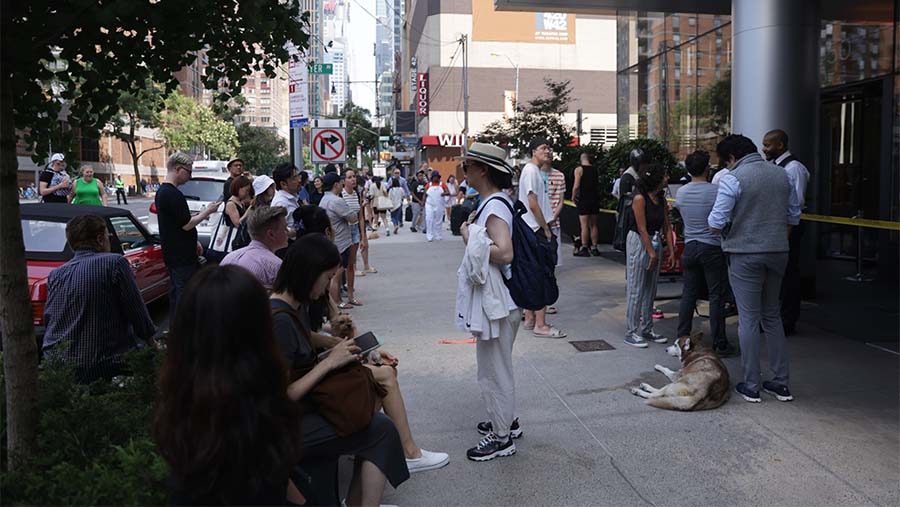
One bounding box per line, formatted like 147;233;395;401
630;333;730;411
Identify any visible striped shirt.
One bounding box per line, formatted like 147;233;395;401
342;189;361;224
43;250;156;382
547;168;566;228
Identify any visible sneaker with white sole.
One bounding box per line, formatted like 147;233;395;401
642;330;668;343
762;381;793;402
735;382;761;403
405;449;450;473
624;334;649;348
476;418;523;439
466;433;516;462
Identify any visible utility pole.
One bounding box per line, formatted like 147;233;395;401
461;34;469;154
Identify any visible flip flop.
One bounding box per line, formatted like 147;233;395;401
337;302;353;310
348;299;364;307
546;306;558;315
533;327;566;338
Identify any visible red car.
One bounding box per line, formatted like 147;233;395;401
21;203;169;336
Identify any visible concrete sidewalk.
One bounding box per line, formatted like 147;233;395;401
350;226;899;506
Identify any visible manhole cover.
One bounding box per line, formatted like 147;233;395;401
569;340;615;352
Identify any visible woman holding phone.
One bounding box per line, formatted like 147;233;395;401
271;234;448;481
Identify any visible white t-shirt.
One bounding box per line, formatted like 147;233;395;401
474;192;516;311
517;162;551;231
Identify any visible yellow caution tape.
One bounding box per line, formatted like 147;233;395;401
563;200;899;230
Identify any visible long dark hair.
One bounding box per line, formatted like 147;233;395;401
636;163;668;197
153;265;301;504
272;233;341;303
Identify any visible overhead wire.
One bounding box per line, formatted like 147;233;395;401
346;0;458;47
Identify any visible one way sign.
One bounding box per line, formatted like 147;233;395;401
311;127;347;164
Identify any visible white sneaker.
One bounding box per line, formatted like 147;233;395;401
405;449;449;473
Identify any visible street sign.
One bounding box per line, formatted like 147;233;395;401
288;55;309;127
310;63;333;74
311;127;347;163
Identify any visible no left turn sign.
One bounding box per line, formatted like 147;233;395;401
311;128;347;163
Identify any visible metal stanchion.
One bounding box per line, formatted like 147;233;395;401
845;209;872;282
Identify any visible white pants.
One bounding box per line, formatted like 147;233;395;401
476;309;521;438
425;205;444;241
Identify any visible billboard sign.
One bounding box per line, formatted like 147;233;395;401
288;54;309;128
471;0;575;44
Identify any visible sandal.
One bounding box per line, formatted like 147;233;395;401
348;299;364;307
533;327;566;338
523;321;535;331
337;302;353;310
546;306;558;315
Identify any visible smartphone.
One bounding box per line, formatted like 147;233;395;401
318;332;382;359
353;332;381;355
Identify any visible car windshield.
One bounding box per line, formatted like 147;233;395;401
177;179;223;201
21;219;68;253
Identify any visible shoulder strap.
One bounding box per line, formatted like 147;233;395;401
777;155;798;168
272;306;313;342
474;195;514;221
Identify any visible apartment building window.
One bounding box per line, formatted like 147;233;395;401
260;88;270;94
259;117;270;124
688;17;696;27
79;136;100;162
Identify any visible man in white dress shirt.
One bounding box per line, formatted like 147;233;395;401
762;129;810;336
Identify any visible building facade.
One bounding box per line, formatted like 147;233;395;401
406;0;619;178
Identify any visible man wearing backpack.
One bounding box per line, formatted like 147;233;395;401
518;137;565;339
456;142;521;462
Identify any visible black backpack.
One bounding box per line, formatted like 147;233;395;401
475;196;558;311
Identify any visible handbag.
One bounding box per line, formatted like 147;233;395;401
231;216;251;250
272;307;386;437
209;207;237;255
612;195;634;252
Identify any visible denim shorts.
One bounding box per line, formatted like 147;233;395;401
350;224;361;244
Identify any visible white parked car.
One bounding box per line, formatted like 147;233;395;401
147;175;227;247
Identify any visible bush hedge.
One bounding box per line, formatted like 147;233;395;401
1;350;168;506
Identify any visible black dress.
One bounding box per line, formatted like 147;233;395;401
576;164;600;215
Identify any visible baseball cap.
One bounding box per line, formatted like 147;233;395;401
322;171;342;190
528;137;551;155
251;175;275;196
431;170;440;179
50;153;65;163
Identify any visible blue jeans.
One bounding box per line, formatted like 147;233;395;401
390;208;402;226
167;263;199;318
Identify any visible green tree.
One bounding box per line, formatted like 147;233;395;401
236;124;288;175
107;80;166;195
477;78;575;158
0;0;308;469
160;92;239;160
212;94;248;124
525;78;573;115
338;101;378;155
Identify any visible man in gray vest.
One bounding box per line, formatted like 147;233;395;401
708;134;801;403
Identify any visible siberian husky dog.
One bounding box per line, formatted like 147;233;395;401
630;333;731;411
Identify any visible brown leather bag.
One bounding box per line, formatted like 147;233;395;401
273;307;386;437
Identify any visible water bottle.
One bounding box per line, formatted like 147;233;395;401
651;231;661;250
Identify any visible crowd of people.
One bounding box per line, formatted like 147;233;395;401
33;152;134;205
35;124;809;503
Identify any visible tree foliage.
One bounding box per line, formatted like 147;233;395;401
338;101;377;155
236;124;288;175
0;0;309;470
107;79;166;193
160;92;239;160
525;78;574;115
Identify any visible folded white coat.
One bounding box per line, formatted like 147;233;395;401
455;223;509;339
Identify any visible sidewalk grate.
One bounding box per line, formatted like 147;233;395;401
569;340;615;352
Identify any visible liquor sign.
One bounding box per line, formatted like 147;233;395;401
416;72;429;117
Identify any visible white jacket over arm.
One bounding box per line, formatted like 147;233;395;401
455;224;510;339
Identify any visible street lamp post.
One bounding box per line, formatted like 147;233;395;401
491;52;519;114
